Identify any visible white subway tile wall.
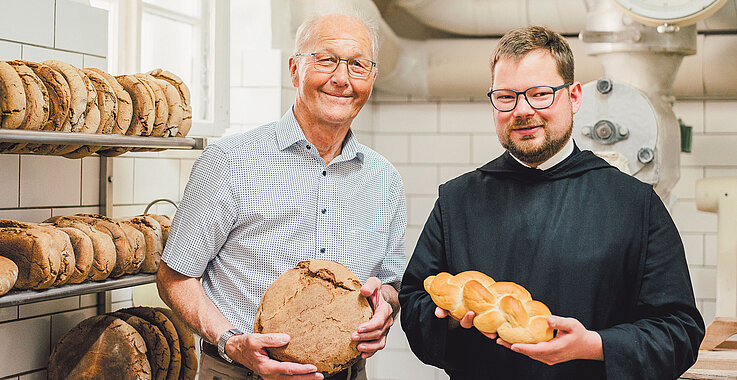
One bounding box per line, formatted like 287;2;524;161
21;45;84;67
373;134;410;164
19;297;81;319
83;54;108;71
112;157;135;204
0;316;51;378
375;103;438;133
55;0;108;57
0;154;20;208
0;40;22;60
19;154;82;207
0;0;55;48
133;157;181;204
81;156;101;205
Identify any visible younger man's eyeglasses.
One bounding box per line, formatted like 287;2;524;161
487;82;572;112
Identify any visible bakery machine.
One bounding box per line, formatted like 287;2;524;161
574;0;722;205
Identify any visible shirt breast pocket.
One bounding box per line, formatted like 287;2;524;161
345;228;388;281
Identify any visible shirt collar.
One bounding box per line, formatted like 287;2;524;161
510;137;574;171
275;107;365;163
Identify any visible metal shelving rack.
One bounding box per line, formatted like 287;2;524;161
0;129;206;312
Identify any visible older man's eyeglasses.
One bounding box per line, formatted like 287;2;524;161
487;82;572;112
295;52;376;79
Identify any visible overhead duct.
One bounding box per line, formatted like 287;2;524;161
273;0;737;99
391;0;587;35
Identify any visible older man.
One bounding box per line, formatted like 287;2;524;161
157;14;406;380
399;25;703;379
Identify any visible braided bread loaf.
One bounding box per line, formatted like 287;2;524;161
424;271;554;344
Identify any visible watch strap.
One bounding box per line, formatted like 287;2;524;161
217;328;244;363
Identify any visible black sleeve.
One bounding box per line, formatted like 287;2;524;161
398;198;478;370
598;190;705;379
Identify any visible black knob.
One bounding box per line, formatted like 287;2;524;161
596;78;613;94
637;147;655;164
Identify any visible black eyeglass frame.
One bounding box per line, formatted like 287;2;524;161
295;52;376;79
486;82;573;112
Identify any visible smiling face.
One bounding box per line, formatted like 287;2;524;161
289;15;376;130
492;49;582;166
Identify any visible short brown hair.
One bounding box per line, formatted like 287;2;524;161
490;26;574;87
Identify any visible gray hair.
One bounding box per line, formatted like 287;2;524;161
293;13;380;65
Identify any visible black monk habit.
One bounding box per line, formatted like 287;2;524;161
399;145;704;380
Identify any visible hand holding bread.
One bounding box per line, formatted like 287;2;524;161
424;271;554;344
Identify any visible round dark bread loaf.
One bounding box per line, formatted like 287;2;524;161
57;226;94;284
119;216;163;274
38;223;76;287
143;214;171;246
46;216;116;281
87;67;132;135
59;214;133;278
0;220;76;287
0;60;27;130
120;306;182;380
48;314;151;380
117;221;145;275
155;307;198;380
254;260;373;376
0;223;61;289
0;256;18;295
110;311;171;380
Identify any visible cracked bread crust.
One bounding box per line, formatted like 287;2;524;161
254;260;373;376
48;315;151;380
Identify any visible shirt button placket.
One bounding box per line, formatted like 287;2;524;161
318;165;328;258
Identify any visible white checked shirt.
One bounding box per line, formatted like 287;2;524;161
162;109;407;332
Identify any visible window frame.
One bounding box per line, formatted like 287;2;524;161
92;0;229;137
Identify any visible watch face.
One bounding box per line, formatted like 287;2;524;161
614;0;728;26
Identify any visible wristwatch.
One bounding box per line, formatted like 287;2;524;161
217;328;244;363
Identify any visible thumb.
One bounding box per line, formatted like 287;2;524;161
547;315;576;332
361;277;381;297
258;333;291;348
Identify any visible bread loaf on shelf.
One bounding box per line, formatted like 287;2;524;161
121;307;182;380
48;307;191;380
1;60;193;158
0;224;61;290
119;216;164;274
155;307;198;380
8;61;49;132
48;314;152;380
144;214;171;246
0;256;18;296
47;216;117;281
424;271;554;344
46;214;133;278
57;226;95;284
117;221;146;275
0;61;27;130
110;311;171;380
